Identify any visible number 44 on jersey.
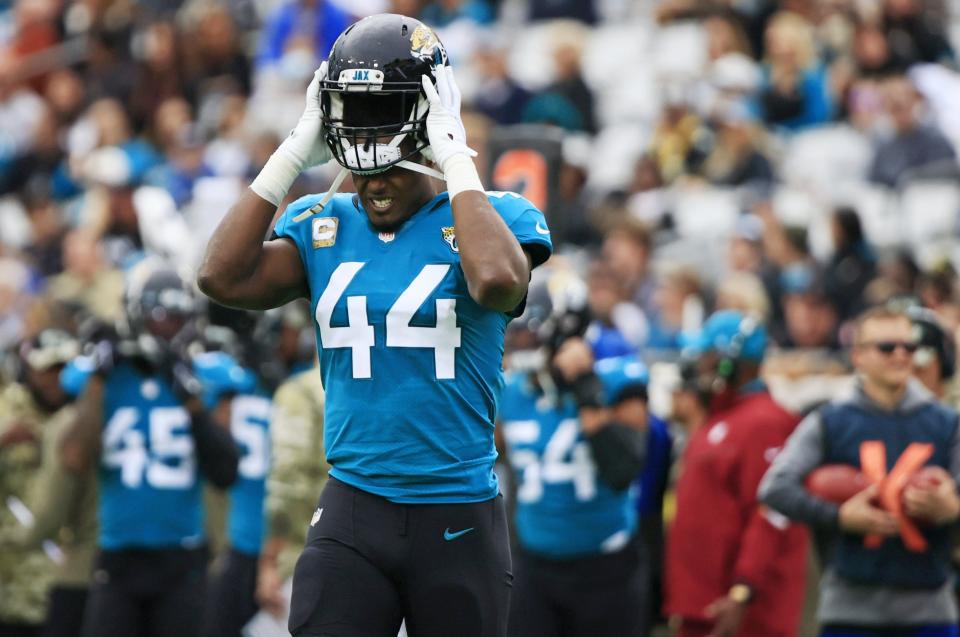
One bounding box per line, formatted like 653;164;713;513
315;262;462;380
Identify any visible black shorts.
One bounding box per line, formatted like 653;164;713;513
289;477;512;637
203;547;259;637
42;586;89;637
508;538;647;637
0;623;41;637
81;546;207;637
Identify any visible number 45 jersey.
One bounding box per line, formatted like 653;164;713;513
99;362;204;550
273;192;552;503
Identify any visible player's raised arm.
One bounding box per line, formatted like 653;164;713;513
197;191;304;310
421;67;530;312
197;65;333;310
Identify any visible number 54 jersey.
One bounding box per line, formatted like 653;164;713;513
273;191;552;504
500;357;646;559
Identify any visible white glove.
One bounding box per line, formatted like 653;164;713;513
421;66;476;169
251;62;332;206
285;61;333;169
421;66;483;199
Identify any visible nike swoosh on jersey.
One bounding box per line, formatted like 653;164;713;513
535;222;551;236
443;527;475;541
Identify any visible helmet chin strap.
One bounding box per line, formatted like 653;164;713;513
389;124;445;179
291;156;444;224
293;163;446;226
292;168;350;222
378;125;445;180
395;159;445;180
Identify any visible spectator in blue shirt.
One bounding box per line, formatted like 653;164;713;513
758;12;834;131
255;0;352;71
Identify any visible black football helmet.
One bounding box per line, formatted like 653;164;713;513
505;267;590;373
200;302;253;365
320;13;448;174
122;260;197;363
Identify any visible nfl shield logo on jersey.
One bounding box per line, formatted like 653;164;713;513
441;227;458;253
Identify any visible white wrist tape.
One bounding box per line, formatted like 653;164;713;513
442;153;484;201
250;149;302;207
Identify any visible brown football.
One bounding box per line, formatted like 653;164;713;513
805;464;870;504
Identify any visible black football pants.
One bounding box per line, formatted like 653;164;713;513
203;547;258;637
288;477;513;637
508;538;647;637
80;547;206;637
41;586;89;637
0;622;41;637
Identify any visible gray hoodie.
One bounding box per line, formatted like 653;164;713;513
758;378;960;627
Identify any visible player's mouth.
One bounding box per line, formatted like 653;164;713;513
368;197;394;211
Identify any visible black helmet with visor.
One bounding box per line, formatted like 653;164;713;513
320;13;447;176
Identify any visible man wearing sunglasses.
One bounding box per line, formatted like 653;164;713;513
761;305;960;637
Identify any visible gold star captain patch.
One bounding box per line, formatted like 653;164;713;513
312;217;338;248
441;226;459;253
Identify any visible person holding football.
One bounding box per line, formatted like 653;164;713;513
761;305;960;637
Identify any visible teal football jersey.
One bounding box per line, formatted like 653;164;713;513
227;392;271;556
500;356;647;558
99;362;204;549
273;191;552;503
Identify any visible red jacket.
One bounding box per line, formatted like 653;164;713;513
665;389;809;637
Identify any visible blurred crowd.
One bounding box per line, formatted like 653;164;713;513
2;0;960;635
2;0;960;375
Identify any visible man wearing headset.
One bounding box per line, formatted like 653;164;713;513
906;305;956;401
664;310;809;637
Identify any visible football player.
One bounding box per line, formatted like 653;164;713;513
498;270;650;637
60;260;241;637
255;363;327;624
197;13;551;637
195;309;273;637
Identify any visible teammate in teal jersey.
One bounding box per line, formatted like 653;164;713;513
499;271;650;637
60;261;241;637
195;309;277;637
198;13;551;637
201;357;272;637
